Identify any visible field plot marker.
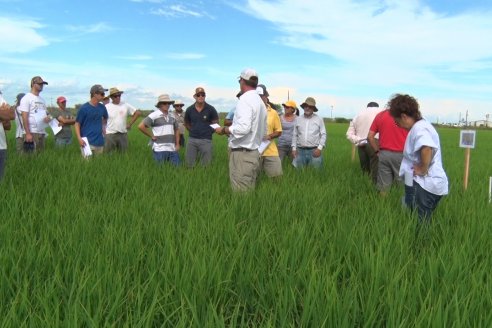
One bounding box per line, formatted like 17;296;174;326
459;130;476;191
489;177;491;203
351;144;356;162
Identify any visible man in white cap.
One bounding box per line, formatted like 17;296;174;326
292;97;326;169
215;68;267;192
19;76;51;153
138;94;180;165
75;84;109;155
0;92;14;181
172;100;186;147
104;87;141;153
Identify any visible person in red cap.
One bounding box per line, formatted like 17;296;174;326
50;96;75;147
19;76;51;153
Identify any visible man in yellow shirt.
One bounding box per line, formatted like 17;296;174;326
257;84;282;178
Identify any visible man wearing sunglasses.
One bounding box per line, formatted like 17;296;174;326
75;84;109;155
184;87;219;167
19;76;51;153
104;87;141;153
172;100;186;147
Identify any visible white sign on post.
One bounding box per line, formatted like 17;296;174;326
459;130;476;148
489;177;492;204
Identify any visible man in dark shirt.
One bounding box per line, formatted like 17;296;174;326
184;87;218;167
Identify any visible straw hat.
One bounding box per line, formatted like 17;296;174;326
300;97;318;112
155;94;175;107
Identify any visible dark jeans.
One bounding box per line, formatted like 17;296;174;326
179;134;185;147
153;151;180;166
404;183;442;224
358;144;378;184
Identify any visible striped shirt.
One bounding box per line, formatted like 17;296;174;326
143;111;178;152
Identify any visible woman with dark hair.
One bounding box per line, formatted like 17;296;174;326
277;100;299;161
388;94;448;226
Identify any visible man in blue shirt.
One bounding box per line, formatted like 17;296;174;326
184;87;219;167
75;84;109;155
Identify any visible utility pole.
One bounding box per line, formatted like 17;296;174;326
465;110;468;127
331;105;334;120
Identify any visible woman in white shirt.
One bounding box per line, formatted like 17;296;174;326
388;94;448;226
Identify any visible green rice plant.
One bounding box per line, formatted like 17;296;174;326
0;123;490;326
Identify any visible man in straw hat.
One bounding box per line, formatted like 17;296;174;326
214;68;267;192
104;87;141;153
75;84;109;155
172;100;186;147
184;86;219;167
19;76;51;153
292;97;326;169
138;94;180;165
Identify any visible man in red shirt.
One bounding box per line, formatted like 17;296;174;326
367;109;408;195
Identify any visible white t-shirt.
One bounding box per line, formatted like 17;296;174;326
399;119;448;195
0;95;6;149
105;102;137;134
18;92;48;134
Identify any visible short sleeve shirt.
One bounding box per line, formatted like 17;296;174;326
184;103;218;140
50;108;74;140
76;102;109;146
143;111;178;152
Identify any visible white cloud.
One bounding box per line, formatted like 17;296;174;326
115;55;153;61
166;53;205;60
0;17;49;54
150;4;214;19
246;0;492;65
66;22;113;34
243;0;492;85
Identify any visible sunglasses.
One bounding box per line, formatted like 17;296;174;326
195;93;206;97
304;105;315;110
111;94;121;98
97;92;105;96
174;104;184;107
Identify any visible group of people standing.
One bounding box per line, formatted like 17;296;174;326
0;69;327;193
0;73;450;229
346;94;449;228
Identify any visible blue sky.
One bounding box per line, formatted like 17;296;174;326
1;0;491;123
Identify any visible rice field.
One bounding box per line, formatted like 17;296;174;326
0;123;491;327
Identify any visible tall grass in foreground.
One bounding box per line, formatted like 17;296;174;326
0;124;491;326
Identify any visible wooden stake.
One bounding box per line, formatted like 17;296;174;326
463;148;471;190
351;144;356;162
